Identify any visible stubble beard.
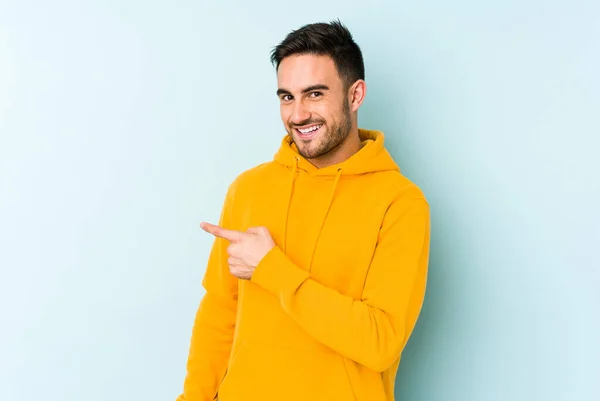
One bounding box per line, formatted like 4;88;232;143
289;98;352;160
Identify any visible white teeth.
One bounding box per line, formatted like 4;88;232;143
298;125;322;134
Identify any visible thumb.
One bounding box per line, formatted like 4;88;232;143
246;226;269;236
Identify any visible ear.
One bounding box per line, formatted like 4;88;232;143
348;79;366;113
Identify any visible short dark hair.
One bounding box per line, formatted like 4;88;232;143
270;19;365;88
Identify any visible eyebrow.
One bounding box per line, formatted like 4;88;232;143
276;84;330;97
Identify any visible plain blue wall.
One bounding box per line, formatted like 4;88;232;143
1;1;598;400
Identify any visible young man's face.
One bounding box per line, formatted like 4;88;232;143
276;54;352;161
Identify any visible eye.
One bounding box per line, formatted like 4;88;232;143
280;94;293;102
309;91;322;98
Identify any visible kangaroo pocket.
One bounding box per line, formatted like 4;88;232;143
218;339;357;401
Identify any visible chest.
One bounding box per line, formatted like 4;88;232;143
239;175;389;298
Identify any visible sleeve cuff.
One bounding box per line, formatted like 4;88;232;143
251;246;310;295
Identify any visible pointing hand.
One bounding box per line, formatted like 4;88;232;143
200;222;276;280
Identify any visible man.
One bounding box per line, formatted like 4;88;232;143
176;20;430;401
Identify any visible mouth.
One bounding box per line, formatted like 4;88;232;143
294;124;323;140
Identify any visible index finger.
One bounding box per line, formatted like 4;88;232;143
200;222;244;243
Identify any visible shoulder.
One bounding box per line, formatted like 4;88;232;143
374;169;428;204
376;171;429;222
224;161;281;200
373;173;430;239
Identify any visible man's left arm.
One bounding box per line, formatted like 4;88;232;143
250;197;430;372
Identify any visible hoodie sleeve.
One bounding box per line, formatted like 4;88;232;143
250;196;430;372
176;188;238;401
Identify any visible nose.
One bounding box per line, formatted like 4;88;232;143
290;99;311;126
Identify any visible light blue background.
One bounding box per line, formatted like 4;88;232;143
1;1;598;400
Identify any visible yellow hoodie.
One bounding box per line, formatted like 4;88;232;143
177;129;430;401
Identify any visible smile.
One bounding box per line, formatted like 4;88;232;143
295;124;323;139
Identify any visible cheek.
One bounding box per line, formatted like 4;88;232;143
315;100;336;119
280;105;291;124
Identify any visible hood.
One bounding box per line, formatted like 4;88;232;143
271;128;400;271
274;128;400;176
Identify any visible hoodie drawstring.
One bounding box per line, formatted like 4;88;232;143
282;158;342;272
282;156;299;252
308;167;342;272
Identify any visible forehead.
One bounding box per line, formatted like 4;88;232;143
277;54;342;91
